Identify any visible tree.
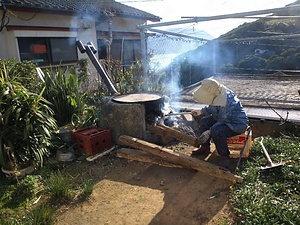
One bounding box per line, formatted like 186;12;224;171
238;55;267;70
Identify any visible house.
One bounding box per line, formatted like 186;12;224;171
0;0;160;69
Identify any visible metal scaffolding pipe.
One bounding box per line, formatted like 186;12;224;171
76;40;119;95
137;4;300;30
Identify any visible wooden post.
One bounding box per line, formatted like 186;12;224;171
118;135;243;183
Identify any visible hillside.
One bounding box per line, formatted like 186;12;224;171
167;0;300;87
147;26;213;68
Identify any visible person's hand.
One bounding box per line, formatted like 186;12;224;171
197;130;211;145
191;109;203;117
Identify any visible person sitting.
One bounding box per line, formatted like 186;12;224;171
191;77;249;168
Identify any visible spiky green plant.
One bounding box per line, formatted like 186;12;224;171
77;179;95;200
41;67;85;127
0;58;42;93
46;171;75;203
0;62;57;169
25;203;55;225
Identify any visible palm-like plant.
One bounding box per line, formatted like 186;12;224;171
41;67;85;128
0;63;57;170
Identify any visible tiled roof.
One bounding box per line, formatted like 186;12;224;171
170;73;300;122
2;0;161;22
175;73;300;110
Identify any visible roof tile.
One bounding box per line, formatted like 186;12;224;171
2;0;161;21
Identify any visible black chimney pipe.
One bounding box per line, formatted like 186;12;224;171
76;40;119;95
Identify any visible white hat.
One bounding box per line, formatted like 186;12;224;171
193;78;227;106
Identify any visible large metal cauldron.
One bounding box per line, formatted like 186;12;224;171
98;93;165;143
112;92;165;125
112;92;164;113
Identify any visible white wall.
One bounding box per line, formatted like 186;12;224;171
7;12;80;27
1;11;99;58
0;9;147;91
1;10;145;60
96;17;145;39
0;11;99;79
0;30;10;59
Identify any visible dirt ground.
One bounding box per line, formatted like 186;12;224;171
53;73;300;224
54;142;238;225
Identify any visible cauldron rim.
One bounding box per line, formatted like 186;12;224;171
112;92;163;104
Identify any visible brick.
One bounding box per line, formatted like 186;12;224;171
71;127;112;155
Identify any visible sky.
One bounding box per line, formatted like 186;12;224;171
116;0;297;38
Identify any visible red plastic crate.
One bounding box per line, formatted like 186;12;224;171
226;129;252;158
227;135;246;145
71;127;112;155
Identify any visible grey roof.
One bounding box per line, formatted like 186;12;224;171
175;72;300;110
2;0;161;22
214;73;300;110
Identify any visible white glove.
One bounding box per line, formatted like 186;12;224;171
191;109;203;117
197;130;211;145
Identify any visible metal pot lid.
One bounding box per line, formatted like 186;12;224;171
112;92;163;103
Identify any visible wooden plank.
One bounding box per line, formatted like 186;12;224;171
118;135;243;183
147;124;199;147
86;146;115;162
116;148;182;168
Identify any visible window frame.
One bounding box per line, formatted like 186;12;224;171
98;38;141;65
18;37;78;66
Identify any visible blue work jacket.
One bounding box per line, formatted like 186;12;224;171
202;89;249;134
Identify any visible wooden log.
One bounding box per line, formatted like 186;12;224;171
147;125;175;145
147;124;199;147
116;148;182;168
118;135;243;183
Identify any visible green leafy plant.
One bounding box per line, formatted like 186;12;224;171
41;66;86;128
100;59;166;95
231;135;300;224
0;175;43;210
0;58;42;93
0;62;57;171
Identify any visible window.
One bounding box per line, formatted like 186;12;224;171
122;40;141;66
18;37;78;66
50;38;78;63
97;38;141;66
97;39;108;59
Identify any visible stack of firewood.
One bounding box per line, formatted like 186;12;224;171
117;124;243;183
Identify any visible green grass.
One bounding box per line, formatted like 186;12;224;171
77;179;95;201
0;175;44;224
230;134;300;224
24;203;55;225
0;128;299;224
46;171;75;203
0;161;94;224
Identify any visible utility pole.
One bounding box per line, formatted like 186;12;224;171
139;28;149;91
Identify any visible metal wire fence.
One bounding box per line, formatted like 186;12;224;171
146;33;208;69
